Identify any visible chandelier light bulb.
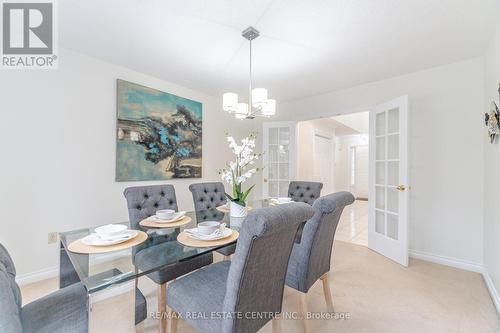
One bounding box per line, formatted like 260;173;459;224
252;88;268;108
222;92;238;112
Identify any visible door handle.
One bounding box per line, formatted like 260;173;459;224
396;185;406;191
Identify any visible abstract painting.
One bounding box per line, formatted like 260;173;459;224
116;79;202;181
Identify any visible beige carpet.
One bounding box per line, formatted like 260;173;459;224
22;241;499;332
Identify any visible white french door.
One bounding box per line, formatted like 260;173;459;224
262;122;296;198
368;96;409;266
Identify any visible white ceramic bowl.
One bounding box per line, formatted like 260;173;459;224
95;224;127;238
277;197;292;203
156;209;175;220
197;221;220;235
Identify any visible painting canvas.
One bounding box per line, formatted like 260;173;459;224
116;79;202;181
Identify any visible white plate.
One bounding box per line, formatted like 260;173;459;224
185;228;233;241
82;230;138;246
95;224;127;237
151;211;186;224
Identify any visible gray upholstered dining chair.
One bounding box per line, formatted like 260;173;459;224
285;191;355;332
0;243;148;332
167;202;315;333
288;181;323;205
189;182;236;260
124;184;213;333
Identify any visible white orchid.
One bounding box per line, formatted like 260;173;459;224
218;133;261;205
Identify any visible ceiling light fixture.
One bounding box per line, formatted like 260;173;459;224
222;26;276;119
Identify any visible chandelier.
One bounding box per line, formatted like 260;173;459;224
222;27;276;119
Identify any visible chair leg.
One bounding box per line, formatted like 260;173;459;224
134;267;139;290
171;311;179;333
299;292;310;333
158;283;167;333
272;314;281;333
320;273;334;312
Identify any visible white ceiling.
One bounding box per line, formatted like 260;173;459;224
60;0;500;102
331;112;369;135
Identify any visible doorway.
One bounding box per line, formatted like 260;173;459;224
262;96;409;265
296;112;370;246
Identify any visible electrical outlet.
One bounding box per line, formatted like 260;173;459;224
48;232;58;244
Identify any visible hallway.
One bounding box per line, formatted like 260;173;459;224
334;200;368;246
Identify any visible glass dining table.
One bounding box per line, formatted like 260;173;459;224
58;199;290;332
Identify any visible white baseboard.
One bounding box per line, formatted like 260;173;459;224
409;249;483;273
16;265;58;286
15;251;129;286
482;271;500;316
409;249;500;316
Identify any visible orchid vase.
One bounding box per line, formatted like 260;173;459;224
218;133;261;217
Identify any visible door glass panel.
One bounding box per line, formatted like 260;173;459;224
278;145;289;162
279;181;289;197
265;124;293;199
269;145;278;162
269;163;278;179
388;108;399;134
375;186;385;209
387;214;398;240
279;163;289;180
269;128;278;145
269;181;279;197
376;112;386;136
388;134;399;159
387;161;399;186
375;211;385;235
279;128;290;145
376;162;385;184
376;137;385;160
387;188;399;213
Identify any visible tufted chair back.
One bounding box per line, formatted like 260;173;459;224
288;181;323;205
0;243;23;333
222;203;315;333
286;192;355;293
189;182;226;212
195;209;225;223
124;185;178;229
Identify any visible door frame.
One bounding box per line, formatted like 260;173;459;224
262;121;297;198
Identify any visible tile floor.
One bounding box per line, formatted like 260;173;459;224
334;199;368;246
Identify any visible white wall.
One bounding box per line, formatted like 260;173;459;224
0;48;260;277
277;58;485;265
483;20;500;310
296;119;336;193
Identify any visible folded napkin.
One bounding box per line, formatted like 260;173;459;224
97;233;131;241
184;228;225;240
